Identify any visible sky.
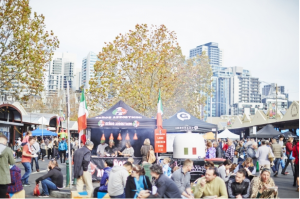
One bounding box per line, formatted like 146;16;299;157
30;0;299;101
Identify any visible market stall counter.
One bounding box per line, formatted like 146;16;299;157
90;156;142;181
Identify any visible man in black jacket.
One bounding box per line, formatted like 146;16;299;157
138;164;181;198
227;169;251;198
73;140;94;198
214;142;223;158
36;159;63;197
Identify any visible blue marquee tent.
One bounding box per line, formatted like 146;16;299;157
25;128;57;136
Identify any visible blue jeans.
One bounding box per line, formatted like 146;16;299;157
21;162;31;184
272;158;281;173
110;192;125;198
41;179;58;196
31;156;39;170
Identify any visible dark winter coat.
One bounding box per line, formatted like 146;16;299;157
73;146;91;178
99;167;112;192
36;167;63;188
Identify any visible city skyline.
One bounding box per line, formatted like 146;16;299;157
30;0;299;100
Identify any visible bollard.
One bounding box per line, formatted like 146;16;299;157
66;159;70;187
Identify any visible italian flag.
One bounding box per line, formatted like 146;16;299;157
78;90;88;133
157;89;163;129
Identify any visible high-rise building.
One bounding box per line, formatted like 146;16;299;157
46;52;76;94
262;84;289;100
81;52;99;89
190;42;223;68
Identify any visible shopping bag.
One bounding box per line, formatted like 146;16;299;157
280;158;285;168
33;184;40;196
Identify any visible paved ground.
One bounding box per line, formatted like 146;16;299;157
15;158;299;198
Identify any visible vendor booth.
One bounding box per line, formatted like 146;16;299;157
87;100;156;180
218;128;240;139
250;124;281;138
28;128;57;137
163;109;217;152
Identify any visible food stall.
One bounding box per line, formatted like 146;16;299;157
87;100;156;180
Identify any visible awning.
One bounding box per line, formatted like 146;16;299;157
0;121;23;126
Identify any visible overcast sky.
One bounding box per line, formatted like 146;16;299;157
30;0;299;101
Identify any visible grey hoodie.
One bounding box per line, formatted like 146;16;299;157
107;166;129;196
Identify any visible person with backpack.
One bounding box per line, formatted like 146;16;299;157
7;165;25;198
93;159;113;198
58;138;68;164
140;139;153;162
52;137;59;160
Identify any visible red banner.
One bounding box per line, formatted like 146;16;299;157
154;129;167;153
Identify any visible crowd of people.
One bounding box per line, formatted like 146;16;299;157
0;131;299;198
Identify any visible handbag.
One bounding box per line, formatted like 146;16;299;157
268;148;274;162
33;184;40;196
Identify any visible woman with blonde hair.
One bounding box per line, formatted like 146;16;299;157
140;138;153;162
250;167;278;198
234;157;256;180
282;137;294;175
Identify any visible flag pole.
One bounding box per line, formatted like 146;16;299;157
66;81;72;188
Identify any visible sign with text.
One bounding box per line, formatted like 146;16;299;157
154;129;167;153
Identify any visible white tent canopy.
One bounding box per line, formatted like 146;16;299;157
218;128;240;139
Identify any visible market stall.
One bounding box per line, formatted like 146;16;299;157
250;124;281;138
87;100;156;180
218;128;240;139
163;109;218;152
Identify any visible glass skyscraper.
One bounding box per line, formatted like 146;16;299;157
81;52;100;89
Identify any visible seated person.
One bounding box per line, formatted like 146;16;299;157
194;167;228;198
234;157;256;180
36;159;63;197
204;161;219;176
118;141;134;157
93;159;113;198
218;159;232;182
105;140;117;156
227;169;251;198
7;165;25;198
250;167;278;198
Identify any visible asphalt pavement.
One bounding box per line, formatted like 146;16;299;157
15;158;299;198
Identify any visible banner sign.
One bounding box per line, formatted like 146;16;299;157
90;157;142;181
154;129;167;153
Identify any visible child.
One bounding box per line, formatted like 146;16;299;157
162;157;172;178
21;131;32;146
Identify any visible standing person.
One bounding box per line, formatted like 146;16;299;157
47;139;53;160
125;165;152;198
206;142;216;159
218;159;232;182
140;139;153;162
247;142;258;169
271;138;283;177
118;141;134;157
40;140;46;161
138;164;182;198
73;140;79;152
278;135;284;147
52;137;59;160
16;138;22;146
256;140;273;169
227;169;251;198
58;138;68;164
171;159;194;198
13;142;18;158
21;136;37;186
107;161;133;198
236;141;245;163
194;167;228;198
31;137;40;172
282;137;294;175
96;140;108;156
292;139;299;188
214;142;222;158
0;135;15;197
225;139;235;162
162;157;171;178
93;159;113;198
73;141;94;198
35;159;63;197
105;140;117;157
21;131;32;146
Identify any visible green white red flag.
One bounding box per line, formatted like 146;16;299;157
78;90;88;133
157;89;163;129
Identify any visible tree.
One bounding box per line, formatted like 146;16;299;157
89;24;213;119
0;0;59;101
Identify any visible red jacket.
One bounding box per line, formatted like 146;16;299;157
286;142;293;156
292;142;299;165
223;144;228;152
